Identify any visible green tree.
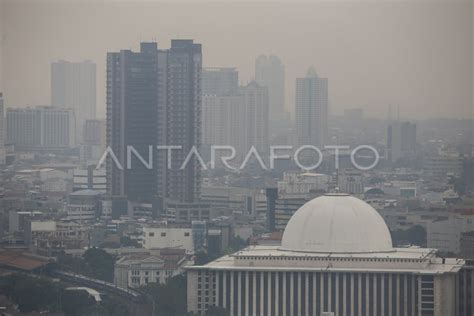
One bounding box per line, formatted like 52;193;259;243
58;248;116;282
0;274;61;313
142;275;187;316
61;290;95;316
83;248;116;282
391;225;427;247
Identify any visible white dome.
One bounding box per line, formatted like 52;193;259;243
281;194;393;253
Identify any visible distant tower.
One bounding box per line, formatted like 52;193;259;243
51;60;96;144
387;121;417;162
255;55;285;134
295;67;328;148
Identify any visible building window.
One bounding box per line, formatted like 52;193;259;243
161;232;166;237
149;232;155;237
184;232;190;237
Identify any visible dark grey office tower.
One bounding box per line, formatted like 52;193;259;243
106;40;202;204
161;40;202;203
106;42;159;202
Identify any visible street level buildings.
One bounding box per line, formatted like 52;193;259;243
51;60;96;143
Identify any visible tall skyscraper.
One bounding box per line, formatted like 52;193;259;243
6;106;75;151
387;121;417;162
106;40;202;203
51;60;96;143
0;93;5;165
255;55;286;133
106;42;160;202
163;39;202;203
295;67;328;148
202;67;238;96
202;67;246;157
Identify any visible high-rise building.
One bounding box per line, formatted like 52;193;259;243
106;40;202;203
295;67;328;148
202;94;245;154
240;81;269;154
106;42;160;202
0;93;5;165
162;39;202;203
202;67;238;96
387;121;417;162
202;68;242;155
51;60;96;143
255;55;286;134
187;194;471;316
6;106;75;151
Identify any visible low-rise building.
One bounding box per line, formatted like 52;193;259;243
338;169;364;195
164;201;213;223
66;189;102;223
9;210;43;233
428;215;474;254
277;171;329;196
142;225;194;254
424;149;463;179
73;166;106;193
114;249;192;289
26;220;90;256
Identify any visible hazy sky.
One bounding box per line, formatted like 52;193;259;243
1;0;472;119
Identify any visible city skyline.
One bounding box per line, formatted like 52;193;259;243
1;1;472;120
0;1;473;316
